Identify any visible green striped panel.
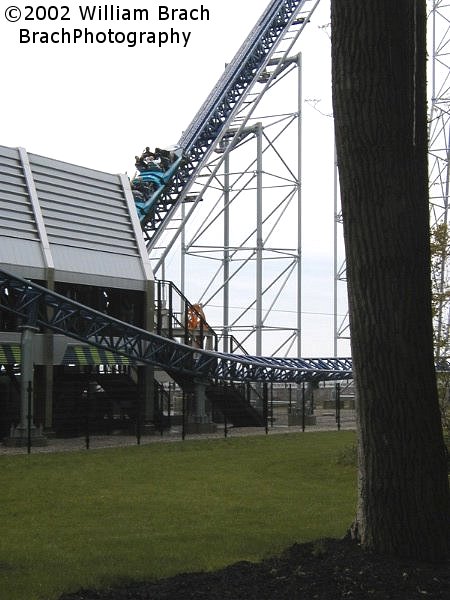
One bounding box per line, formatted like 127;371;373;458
63;345;130;366
0;344;21;364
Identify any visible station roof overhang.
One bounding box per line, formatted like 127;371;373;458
0;144;153;291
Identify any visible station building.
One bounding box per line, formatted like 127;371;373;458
0;144;155;440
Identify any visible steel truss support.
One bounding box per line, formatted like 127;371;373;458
153;54;303;358
429;0;450;356
334;0;450;357
0;269;356;383
142;0;321;249
333;145;350;357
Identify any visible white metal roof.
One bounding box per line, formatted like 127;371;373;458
0;145;153;290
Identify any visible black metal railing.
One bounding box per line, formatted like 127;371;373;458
155;279;218;351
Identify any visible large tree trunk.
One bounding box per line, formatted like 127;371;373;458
331;0;450;561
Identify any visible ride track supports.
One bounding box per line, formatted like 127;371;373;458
142;0;321;253
333;1;450;357
193;381;208;424
256;123;263;357
296;52;303;359
6;321;47;447
170;51;304;358
223;150;231;355
429;1;450;358
19;324;38;433
0;268;370;386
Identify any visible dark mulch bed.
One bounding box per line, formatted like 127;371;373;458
59;537;450;600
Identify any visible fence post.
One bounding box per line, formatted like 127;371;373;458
83;388;90;450
27;381;32;454
301;382;306;432
182;391;186;440
335;382;341;431
136;385;142;445
263;383;269;435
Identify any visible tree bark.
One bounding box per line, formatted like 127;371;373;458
331;0;450;561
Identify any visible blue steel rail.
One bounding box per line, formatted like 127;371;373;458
0;269;353;384
138;0;321;246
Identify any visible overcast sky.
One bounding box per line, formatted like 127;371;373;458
0;0;349;357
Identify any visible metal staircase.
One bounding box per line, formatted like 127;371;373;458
206;383;266;428
155;279;218;350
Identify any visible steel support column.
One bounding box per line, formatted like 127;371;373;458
256;123;263;356
223;151;231;354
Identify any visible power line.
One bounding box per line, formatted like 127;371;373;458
206;303;345;317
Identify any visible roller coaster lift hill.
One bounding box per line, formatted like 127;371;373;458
131;0;325;245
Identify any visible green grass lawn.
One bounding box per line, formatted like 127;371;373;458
0;431;357;600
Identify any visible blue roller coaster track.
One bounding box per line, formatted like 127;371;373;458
0;269;353;383
134;0;322;248
2;270;449;382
